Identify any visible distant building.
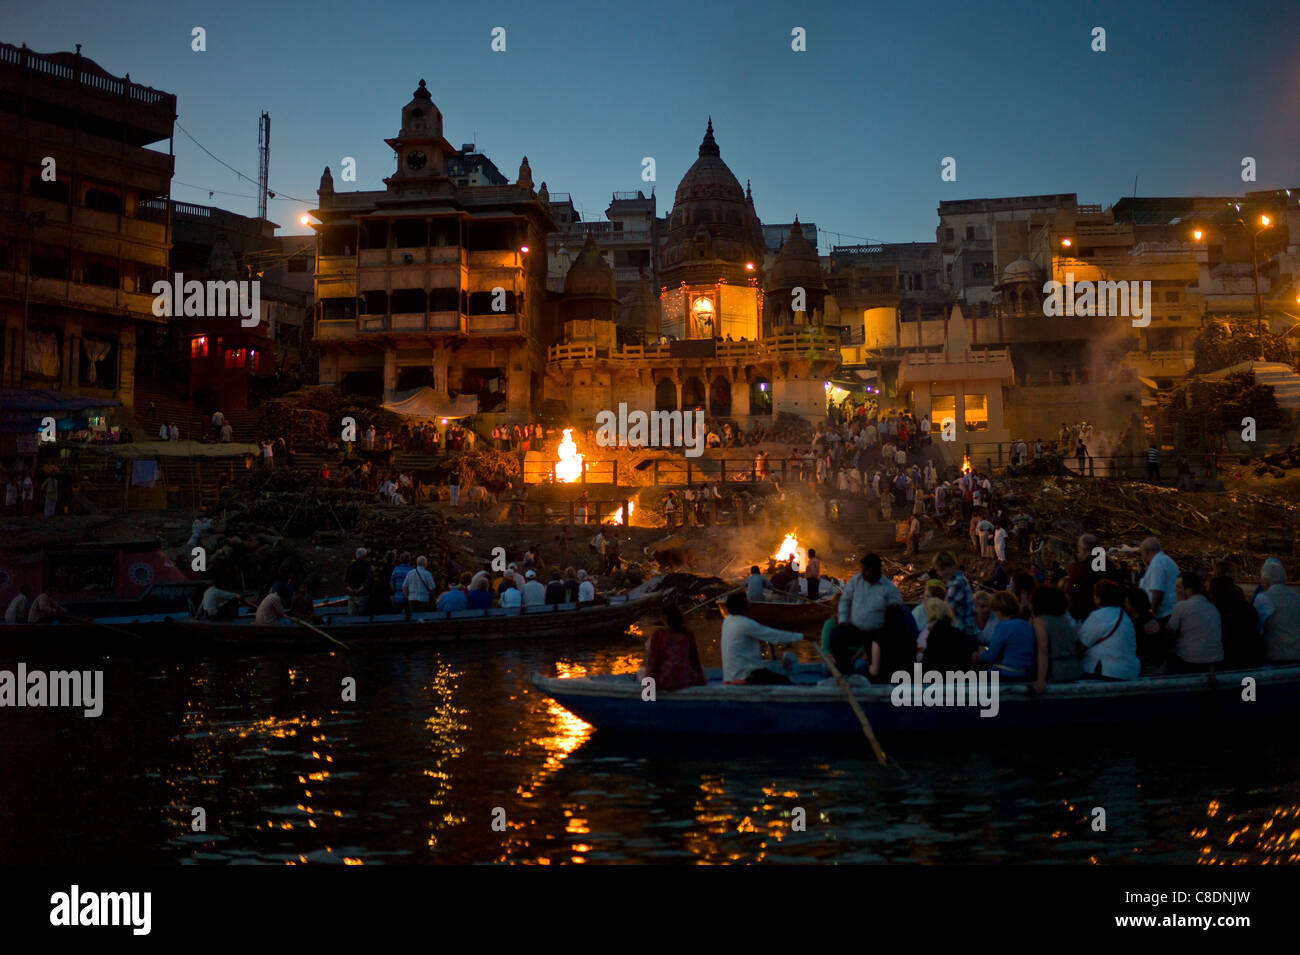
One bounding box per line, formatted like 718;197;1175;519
311;80;554;418
0;42;176;418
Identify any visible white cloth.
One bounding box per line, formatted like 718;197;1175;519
254;592;286;626
720;614;804;683
500;587;522;608
837;573;903;632
1077;605;1140;679
1139;551;1180;619
578;580;595;602
1257;584;1300;661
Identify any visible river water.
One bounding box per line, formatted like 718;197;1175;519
2;617;1297;865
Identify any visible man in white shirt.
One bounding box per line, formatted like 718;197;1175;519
521;569;546;607
832;553;904;673
1254;558;1300;661
199;583;242;620
993;524;1008;562
254;589;290;626
720;591;808;683
577;569;596;603
1139;537;1180;625
1165;572;1223;670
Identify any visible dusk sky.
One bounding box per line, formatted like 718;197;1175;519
5;0;1298;246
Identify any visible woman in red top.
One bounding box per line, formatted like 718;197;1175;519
637;602;707;692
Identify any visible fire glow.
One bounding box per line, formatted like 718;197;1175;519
607;501;635;525
555;428;584;483
961;454;972;475
773;531;806;571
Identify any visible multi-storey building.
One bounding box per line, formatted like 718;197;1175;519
0;42;175;417
311;80;554;419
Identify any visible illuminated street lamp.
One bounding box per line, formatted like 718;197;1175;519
1060;237;1072;249
1238;213;1272;326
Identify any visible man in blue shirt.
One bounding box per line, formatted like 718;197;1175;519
390;552;414;609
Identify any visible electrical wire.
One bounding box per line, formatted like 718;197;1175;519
174;122;313;205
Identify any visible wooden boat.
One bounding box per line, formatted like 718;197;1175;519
0;594;661;653
728;577;841;631
532;662;1300;735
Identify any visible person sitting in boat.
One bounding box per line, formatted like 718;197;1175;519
254;587;291;626
4;584;31;624
1123;586;1163;669
500;580;523;609
770;562;799;595
933;551;977;639
1164;572;1223;673
1255;558;1300;662
1078;580;1140;680
921;599;978;672
979;591;1036;681
1030;584;1083;692
437;574;471;612
721;592;808;685
912;578;946;632
637;602;707;693
577;570;596;603
467;578;494;610
198;581;245;621
972;590;997;646
1208;572;1262;669
829;553;904;675
544;570;568;606
521;569;546;607
745;566;774;602
865;604;915;683
563;567;581;603
27;585;67;624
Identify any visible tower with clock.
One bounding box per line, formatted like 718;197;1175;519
383;78;455;192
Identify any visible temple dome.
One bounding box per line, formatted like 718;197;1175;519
661;119;765;283
999;257;1042;285
564;232;616;299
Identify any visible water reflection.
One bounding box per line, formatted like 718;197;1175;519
2;622;1299;865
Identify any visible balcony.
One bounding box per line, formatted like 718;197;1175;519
465;313;519;334
15;273;160;319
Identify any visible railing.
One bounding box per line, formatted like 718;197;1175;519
548;332;840;365
0;42;175;110
904;347;1011;365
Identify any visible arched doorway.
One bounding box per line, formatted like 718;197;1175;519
749;376;773;415
709;376;732;416
655;378;678;412
681;376;706;410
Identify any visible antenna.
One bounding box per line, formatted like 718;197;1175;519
257;111;271;220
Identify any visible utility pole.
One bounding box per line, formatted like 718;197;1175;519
257;112;270;221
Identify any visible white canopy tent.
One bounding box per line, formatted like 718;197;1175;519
381;387;478;420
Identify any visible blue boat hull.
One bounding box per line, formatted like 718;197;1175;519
532;664;1300;735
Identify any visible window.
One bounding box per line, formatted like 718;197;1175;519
1164;291;1179;303
932;395;956;431
224;348;247;369
944;228;955;242
965;226;975;240
84;187;122;214
964;393;989;431
190;336;208;358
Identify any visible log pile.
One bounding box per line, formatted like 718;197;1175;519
252;386;405;447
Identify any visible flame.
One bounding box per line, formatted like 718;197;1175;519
773;531;806;571
555;428;584;483
607;501;635;525
961;454;972;474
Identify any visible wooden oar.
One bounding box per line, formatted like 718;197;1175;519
686;585;744;617
289;615;351;650
814;645;897;771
